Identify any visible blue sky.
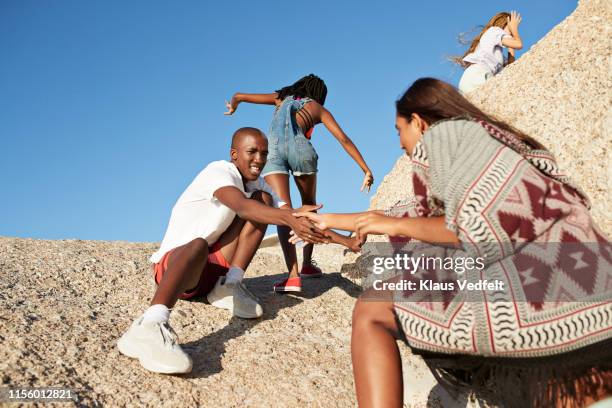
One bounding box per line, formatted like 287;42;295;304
0;0;577;242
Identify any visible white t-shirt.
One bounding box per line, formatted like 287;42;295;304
463;26;509;75
150;160;286;263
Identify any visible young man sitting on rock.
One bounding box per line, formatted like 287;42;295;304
117;127;328;374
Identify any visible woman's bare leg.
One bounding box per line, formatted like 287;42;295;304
352;294;403;408
263;173;300;278
294;174;317;266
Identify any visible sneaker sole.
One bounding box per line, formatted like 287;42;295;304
117;337;192;374
233;308;263;319
139;356;192;375
273;286;302;293
209;297;263;319
208;297;233;311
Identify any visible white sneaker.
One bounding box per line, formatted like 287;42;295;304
207;277;263;319
117;316;192;374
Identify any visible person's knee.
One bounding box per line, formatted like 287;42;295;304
352;296;397;333
185;238;209;259
352;297;377;331
250;190;273;206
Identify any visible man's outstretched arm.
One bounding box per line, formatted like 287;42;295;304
214;186;328;244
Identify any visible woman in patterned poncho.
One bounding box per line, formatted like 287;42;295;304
295;78;612;407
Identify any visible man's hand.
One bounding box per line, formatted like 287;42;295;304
292;211;327;230
287;216;330;244
285;205;322;244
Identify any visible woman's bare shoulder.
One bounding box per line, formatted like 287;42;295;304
302;99;324;120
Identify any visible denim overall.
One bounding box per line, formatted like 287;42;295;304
261;96;318;176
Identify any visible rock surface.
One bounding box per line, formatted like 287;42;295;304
0;238;352;407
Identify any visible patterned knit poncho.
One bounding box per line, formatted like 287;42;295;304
380;117;611;406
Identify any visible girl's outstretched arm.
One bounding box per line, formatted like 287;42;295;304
320;107;374;192
224;92;278;115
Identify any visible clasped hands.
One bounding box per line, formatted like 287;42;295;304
287;204;330;244
288;210;399;252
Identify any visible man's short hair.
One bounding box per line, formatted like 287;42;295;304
231;127;266;148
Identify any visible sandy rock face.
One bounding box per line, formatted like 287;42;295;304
369;0;611;236
0;238;361;407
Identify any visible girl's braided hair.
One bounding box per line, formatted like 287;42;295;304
276;74;328;105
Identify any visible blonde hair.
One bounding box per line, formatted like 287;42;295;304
452;12;510;68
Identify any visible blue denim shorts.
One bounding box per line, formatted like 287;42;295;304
262;96;318;177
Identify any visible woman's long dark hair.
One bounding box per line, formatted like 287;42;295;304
396;78;544;149
276;74;328;105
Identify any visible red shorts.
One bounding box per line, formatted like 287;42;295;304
153;242;230;300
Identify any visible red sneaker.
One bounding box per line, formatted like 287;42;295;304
273;276;302;293
300;261;323;279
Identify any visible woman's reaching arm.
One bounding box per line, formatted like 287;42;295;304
293;212;458;245
224;92;279;115
354;213;459;244
320;107;374;192
293;211;384;232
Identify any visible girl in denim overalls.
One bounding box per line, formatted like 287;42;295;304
225;74;373;292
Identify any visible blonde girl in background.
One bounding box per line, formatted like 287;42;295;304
456;11;523;93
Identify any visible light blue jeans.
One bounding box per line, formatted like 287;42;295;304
262;96;318;177
458;64;493;94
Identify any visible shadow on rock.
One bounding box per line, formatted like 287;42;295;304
183;271;361;378
426;383;472;408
